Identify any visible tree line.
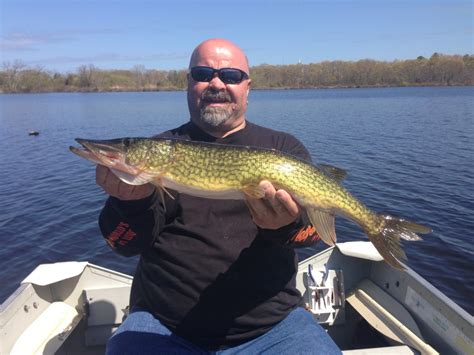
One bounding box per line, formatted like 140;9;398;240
1;53;472;93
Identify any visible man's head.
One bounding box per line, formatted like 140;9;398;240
187;38;251;137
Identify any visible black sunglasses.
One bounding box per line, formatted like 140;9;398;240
190;66;249;84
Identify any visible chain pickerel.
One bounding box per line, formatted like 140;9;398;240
70;137;431;270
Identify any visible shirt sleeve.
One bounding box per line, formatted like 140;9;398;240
98;190;164;256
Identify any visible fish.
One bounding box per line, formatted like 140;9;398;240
70;137;431;270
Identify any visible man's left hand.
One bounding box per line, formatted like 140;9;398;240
245;180;301;230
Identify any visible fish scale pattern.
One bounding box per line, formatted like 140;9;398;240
133;139;378;233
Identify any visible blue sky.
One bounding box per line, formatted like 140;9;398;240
1;0;472;73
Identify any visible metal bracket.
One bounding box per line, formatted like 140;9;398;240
305;265;345;325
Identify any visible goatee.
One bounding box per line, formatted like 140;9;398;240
199;89;233;127
200;106;232;127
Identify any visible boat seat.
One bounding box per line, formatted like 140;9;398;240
10;301;82;355
347;279;438;355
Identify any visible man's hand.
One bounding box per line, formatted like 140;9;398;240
96;165;154;201
245;180;301;230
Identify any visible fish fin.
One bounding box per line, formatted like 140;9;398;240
380;214;432;238
110;168;155;186
152;178;175;200
306;208;337;246
242;183;265;199
317;164;348;182
366;214;431;270
155;186;171;213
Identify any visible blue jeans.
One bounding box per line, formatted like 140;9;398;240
106;307;341;354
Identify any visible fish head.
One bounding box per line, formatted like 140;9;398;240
70;137;156;175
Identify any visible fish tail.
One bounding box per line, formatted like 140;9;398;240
366;214;431;270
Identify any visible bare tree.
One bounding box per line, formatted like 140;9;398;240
77;64;99;89
2;59;26;92
132;65;146;89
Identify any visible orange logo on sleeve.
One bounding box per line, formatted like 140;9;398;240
106;222;137;248
291;225;320;244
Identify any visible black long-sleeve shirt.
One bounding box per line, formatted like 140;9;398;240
99;121;319;349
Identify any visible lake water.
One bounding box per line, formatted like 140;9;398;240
0;87;472;315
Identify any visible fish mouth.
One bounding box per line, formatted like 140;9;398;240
70;138;127;167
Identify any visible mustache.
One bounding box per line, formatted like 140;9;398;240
201;90;232;102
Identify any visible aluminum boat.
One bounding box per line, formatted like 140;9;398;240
1;242;472;354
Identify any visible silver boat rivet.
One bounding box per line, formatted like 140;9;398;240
24;305;30;312
33;302;39;309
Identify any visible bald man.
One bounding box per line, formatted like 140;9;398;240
100;39;341;354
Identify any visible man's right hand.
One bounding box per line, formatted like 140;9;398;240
96;165;155;200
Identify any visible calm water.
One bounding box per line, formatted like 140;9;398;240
0;87;472;315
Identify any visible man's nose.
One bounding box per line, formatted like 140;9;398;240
208;74;226;90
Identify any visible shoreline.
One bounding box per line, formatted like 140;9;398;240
1;83;472;95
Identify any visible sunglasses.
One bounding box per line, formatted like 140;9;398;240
190;66;249;84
